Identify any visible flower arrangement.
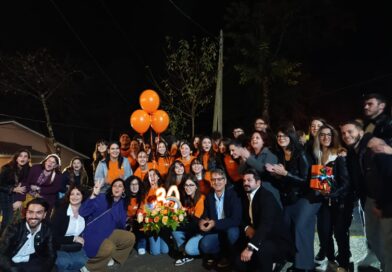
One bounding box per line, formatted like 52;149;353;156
310;164;334;193
137;195;187;235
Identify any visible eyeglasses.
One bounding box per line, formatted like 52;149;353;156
130;183;139;186
319;133;332;137
211;177;225;182
184;184;196;187
276;134;288;139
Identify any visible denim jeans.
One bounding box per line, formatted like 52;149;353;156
134;229;146;250
199;227;239;255
56;249;88;272
148;236;169;255
172;231;203;256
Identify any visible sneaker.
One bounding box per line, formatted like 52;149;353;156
315;250;326;263
357;251;378;267
107;258;115;266
80;266;90;272
138;248;146;255
174;257;194;266
217;258;231;268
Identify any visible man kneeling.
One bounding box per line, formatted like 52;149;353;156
237;169;294;272
0;198;56;272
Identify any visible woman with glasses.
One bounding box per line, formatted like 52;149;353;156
310;124;354;271
266;126;320;272
126;176;147;255
172;175;205;266
190;158;211;195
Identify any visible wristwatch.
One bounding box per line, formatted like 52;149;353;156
246;245;255;252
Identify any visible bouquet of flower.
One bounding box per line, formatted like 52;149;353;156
310;164;334;193
137;196;187;235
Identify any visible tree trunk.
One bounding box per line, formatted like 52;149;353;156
191;115;195;138
261;77;270;120
40;93;57;153
212;30;224;134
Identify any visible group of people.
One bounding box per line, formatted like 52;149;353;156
0;92;391;272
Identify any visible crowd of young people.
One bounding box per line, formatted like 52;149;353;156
0;93;391;272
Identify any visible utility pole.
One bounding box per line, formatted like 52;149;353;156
212;30;223;134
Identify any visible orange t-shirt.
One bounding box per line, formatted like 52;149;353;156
127;197;144;218
106;160;125;184
224;154;242;182
202;153;210;170
186;194;205;218
154;157;173;178
178;156;195;173
134;162;154;181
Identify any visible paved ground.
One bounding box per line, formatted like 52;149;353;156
120;204;376;272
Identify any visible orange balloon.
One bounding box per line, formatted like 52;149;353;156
151;110;170;134
130;109;151;134
139;89;160;114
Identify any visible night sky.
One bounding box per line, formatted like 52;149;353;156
1;0;392;157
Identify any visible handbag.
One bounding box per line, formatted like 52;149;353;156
59;242;82;252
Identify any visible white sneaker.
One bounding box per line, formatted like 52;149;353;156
80;266;90;272
174;257;194;266
357;250;379;267
107;258;115;266
138;248;146;255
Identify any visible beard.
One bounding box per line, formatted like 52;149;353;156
243;186;251;193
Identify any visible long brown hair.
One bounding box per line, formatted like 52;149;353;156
312;124;342;164
2;149;31;183
63;157;89;187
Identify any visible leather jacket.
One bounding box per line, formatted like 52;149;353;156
0;220;56;272
365;113;392;146
276;149;311;205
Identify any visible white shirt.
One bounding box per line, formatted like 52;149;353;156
65;205;85;237
12;223;42;263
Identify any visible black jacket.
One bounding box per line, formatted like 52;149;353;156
243;186;294;256
345;133;373;202
374;154;392;217
308;153;354;203
365;113;392;146
275;149;311;205
0;220;56;272
202;187;242;231
50;203;83;250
